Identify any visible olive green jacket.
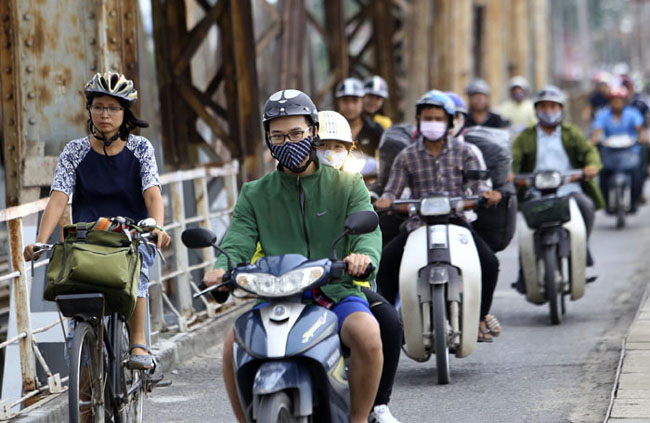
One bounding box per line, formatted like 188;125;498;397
511;123;605;209
215;163;381;303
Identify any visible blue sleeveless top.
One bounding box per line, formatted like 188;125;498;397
51;135;161;223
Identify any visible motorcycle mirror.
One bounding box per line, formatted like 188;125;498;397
330;210;379;261
181;228;217;249
344;210;379;235
463;169;490;181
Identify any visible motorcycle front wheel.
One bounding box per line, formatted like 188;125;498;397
433;284;450;384
615;184;626;229
544;245;562;325
256;391;302;423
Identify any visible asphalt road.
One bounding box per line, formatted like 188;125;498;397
144;205;650;423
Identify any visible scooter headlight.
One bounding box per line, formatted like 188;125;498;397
420;197;451;216
534;171;562;190
235;266;325;297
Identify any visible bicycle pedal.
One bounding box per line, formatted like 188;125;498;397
155;380;172;388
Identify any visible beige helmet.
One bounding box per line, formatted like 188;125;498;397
317;111;354;144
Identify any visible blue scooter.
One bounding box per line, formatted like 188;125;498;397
181;210;378;423
599;135;640;229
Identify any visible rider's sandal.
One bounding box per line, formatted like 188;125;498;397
477;321;494;343
127;344;156;370
484;314;501;337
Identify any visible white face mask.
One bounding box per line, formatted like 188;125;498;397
316;149;348;170
420;120;448;141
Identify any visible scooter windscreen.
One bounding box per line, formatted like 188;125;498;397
233;254;331;298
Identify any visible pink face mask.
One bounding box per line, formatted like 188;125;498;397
419;121;448;141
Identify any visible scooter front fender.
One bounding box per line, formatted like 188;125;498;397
519;213;545;304
252;361;313;419
563;197;586;301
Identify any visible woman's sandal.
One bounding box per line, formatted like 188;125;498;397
484;314;501;337
127;344;156;370
477;320;494;343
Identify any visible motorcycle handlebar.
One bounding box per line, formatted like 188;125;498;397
194;261;376;300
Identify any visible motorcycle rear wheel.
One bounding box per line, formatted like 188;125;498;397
433;284;450;384
257;392;302;423
544;245;562;325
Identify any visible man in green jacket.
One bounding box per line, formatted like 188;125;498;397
512;86;603;283
203;89;383;423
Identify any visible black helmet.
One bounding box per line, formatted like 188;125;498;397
262;89;319;131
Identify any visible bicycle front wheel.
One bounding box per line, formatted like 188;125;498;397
118;321;144;423
69;321;104;423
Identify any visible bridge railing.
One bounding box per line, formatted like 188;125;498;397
0;162;238;418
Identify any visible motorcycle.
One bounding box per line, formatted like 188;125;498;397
598;135;640;228
515;170;588;325
392;176;486;385
181;210;378;423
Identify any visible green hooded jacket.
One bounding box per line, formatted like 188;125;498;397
215;163;382;303
511;123;605;209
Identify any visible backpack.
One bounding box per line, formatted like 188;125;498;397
376;123;416;194
463;127;517;252
44;221;143;319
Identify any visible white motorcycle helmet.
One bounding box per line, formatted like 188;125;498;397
317;111;354;145
316;111;355;171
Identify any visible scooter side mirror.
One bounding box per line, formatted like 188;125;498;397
330;210;379;261
344;210;379;235
464;169;490;181
181;227;217;249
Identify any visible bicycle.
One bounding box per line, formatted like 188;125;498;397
33;218;167;423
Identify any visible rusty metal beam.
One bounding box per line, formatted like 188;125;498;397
152;0;194;169
0;0;23;207
279;0;306;89
324;0;349;96
371;0;400;121
223;0;262;181
172;1;226;77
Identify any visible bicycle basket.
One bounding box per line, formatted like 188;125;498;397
44;221;142;319
521;196;571;228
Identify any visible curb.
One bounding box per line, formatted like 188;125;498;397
10;302;250;422
605;282;650;422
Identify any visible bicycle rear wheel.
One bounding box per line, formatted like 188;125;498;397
69;321;104;423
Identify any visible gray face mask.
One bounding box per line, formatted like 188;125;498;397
536;110;563;127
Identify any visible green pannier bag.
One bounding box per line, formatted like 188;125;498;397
44;221;142;319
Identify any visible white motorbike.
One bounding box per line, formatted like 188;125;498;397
515;170;588;325
393;189;484;385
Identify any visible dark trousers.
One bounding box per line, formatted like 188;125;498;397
361;288;402;406
377;220;500;318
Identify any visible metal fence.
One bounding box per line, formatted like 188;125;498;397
0;162;239;419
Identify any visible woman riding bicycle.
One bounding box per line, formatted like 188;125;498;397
23;71;171;370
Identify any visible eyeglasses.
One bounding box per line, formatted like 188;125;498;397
90;105;124;115
268;127;311;145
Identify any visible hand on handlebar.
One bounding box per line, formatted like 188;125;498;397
152;228;172;249
583;165;598;181
374;197;393;210
343;253;373;278
481;190;502;207
204;268;229;291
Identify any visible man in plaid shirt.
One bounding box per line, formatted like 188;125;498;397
375;90;503;343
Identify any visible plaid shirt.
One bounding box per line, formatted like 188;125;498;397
383;135;489;201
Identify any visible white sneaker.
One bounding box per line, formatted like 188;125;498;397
368;404;401;423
